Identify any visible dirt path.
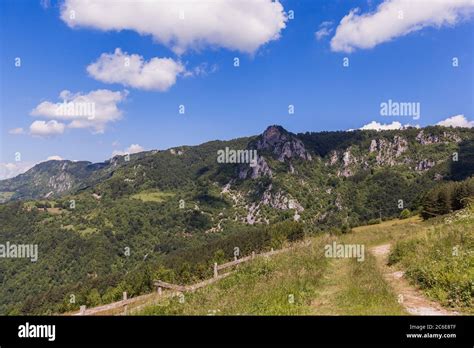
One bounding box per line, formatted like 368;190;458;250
310;258;348;315
370;244;458;316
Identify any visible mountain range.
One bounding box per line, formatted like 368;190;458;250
1;125;473;220
0;124;473;314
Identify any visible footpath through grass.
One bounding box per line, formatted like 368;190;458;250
311;255;406;315
138;213;472;315
139;219;411;316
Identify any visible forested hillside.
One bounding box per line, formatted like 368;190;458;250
0;125;472;314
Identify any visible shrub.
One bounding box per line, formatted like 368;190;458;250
341;224;352;234
388;239;420;265
399;209;411;219
367;218;381;225
388;223;473;311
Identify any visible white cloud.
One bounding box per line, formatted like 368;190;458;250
112;144;145;157
359;121;417;131
30;89;128;133
315;21;333;40
8;127;25;135
331;0;474;53
0;162;35;180
359;115;473;131
29;120;66;136
87;48;186;91
60;0;287;54
46;155;63;161
436;114;473;128
127;144;144;154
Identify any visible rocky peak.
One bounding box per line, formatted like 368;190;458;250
259;125;289;147
238;125;312;179
256;125;312;162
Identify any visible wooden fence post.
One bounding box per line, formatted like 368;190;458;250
122;291;128;315
213;263;218;278
252;251;255;259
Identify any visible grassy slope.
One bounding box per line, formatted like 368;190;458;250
138;211;473;315
389;207;474;313
140;238;331;315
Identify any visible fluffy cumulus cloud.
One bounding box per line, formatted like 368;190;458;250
359;121;417;131
29;120;66;136
87;48;186;91
331;0;474;53
60;0;287;54
437;114;473;128
30;89;128;133
112;144;145;157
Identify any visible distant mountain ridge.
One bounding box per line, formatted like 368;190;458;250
0;152;149;202
1;125;472;203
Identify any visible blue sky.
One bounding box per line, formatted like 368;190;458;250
1;0;473;178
